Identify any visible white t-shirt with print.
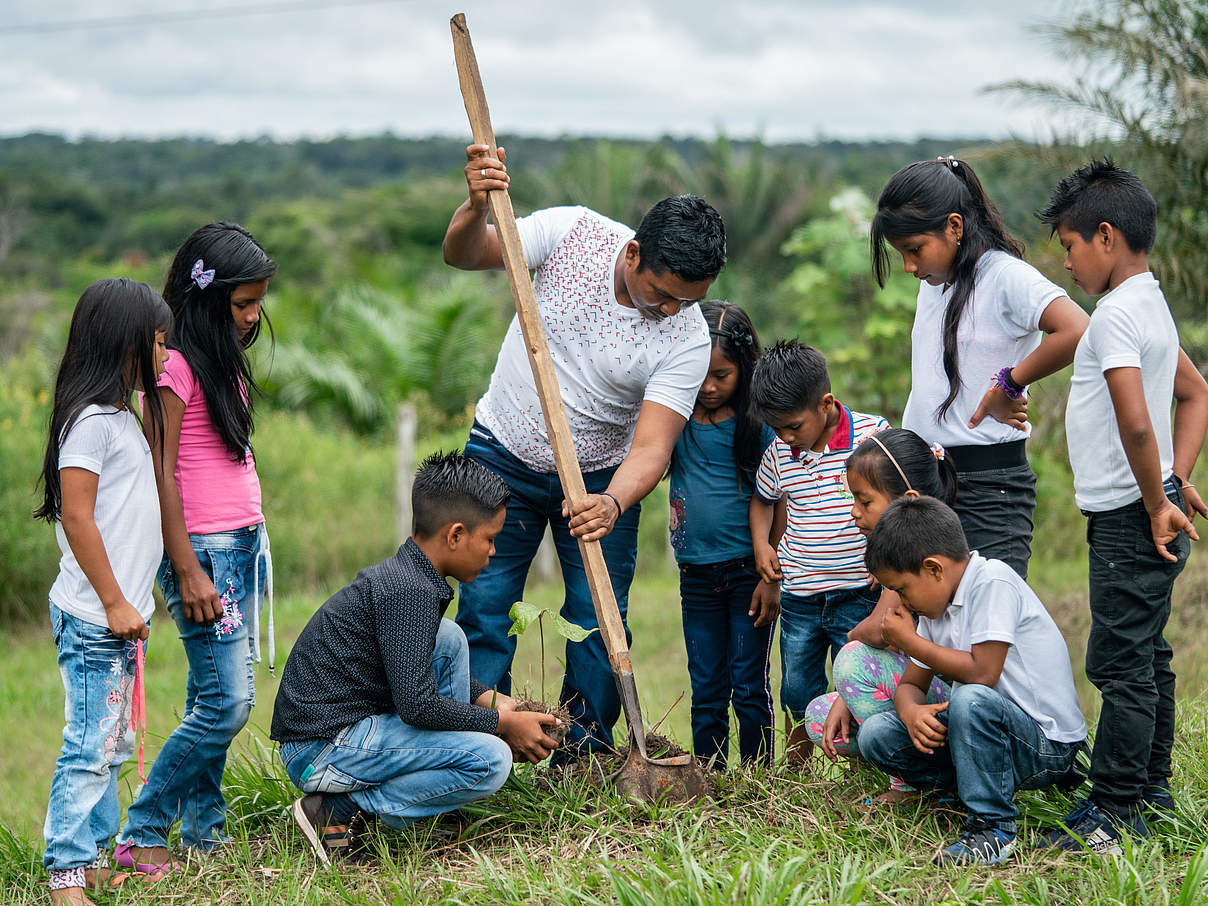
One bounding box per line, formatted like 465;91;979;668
902;250;1066;448
475;206;711;473
1066;272;1178;512
911;553;1086;744
48;404;162;626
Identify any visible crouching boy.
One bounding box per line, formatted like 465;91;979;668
271;451;560;862
856;497;1087;866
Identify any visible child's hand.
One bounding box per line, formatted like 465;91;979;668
819;697;852;763
902;701;948;754
1182;484;1208;522
105;598;148;641
748;579;781;628
754;544;782;584
968;381;1028;430
179;569;223;625
1147;498;1199;561
879;601;916;651
497;710;561;763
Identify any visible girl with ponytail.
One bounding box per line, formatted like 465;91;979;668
870;157;1087;578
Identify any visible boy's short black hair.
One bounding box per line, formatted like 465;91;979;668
633;195;727;283
412;450;510;537
864;496;970;576
750;339;830;419
1036;158;1157;254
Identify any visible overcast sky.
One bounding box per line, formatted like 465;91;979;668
0;0;1081;142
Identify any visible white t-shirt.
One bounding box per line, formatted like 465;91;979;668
902;250;1066;448
911;553;1086;743
1066;272;1177;512
475;206;711;473
48;405;162;626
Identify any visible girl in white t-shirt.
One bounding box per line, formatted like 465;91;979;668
36;278;171;903
870;157;1088;577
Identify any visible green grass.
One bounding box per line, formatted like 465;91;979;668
4;543;1208;903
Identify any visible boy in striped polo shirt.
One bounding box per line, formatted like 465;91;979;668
749;341;889;764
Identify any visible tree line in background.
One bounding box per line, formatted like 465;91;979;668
0;0;1203;619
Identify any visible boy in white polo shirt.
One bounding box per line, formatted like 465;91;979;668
748;340;889;764
858;497;1087;867
1037;160;1208;854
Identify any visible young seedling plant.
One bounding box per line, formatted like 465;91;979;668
507;601;596;704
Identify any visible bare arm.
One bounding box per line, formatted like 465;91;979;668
1105;365;1199;560
565;400;687;542
59;468;148;641
1172;348;1208;519
147;389;222;624
749;495;782;583
881;600;1009;687
441;144;509;270
847;586;900;649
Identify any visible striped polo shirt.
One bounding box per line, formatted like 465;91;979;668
754;403;890;596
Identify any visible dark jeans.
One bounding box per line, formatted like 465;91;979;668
1084;482;1189;814
953;463;1037;579
679;557;774;768
458;422;640;759
779;584;879;720
858;684;1082;834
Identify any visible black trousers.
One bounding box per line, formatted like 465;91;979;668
1084;482;1189;814
953;462;1037;580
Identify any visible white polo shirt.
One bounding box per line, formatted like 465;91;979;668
912;553;1086;743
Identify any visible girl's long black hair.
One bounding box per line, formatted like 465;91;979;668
36;278;174;522
675;300;765;488
870;158;1024;421
846;428;958;507
164;222;275;463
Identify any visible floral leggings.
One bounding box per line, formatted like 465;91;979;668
804;640;950;791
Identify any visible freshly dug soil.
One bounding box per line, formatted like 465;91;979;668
513;699;573;747
542;731;695;787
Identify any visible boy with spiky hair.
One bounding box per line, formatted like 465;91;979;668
271;451;560;863
747;339;889;763
1037;159;1208;853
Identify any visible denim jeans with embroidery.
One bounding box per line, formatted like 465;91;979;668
44;606;142;883
120;524;265;849
279;619;513;828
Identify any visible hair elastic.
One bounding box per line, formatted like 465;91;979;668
869;433;914;494
995;366;1026;400
937;155;959;169
930;442;946;461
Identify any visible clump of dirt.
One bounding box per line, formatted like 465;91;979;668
513;699;573;747
542;731;698;788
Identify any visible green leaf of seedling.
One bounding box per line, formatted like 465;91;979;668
552;613;597;643
507;601;543;637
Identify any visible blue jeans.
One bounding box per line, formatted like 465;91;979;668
779;584;879;720
458;423;640;758
858;684;1083;833
679;557;773;767
279;620;512;827
120;525;266;849
44;606;142;875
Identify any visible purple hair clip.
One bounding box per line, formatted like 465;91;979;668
190;258;216;290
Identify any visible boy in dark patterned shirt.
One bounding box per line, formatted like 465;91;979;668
272;451;560;862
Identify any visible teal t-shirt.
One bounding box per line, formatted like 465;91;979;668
668;417;776;566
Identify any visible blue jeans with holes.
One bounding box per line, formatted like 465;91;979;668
858;684;1083;834
44;606;142;875
457;422;640;759
779;584;879;721
279;620;513;827
679;557;774;767
120;525;264;849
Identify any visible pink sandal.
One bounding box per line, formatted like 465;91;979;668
113;842;181;876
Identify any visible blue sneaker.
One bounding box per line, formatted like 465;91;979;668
1044;798;1148;856
934;824;1017;866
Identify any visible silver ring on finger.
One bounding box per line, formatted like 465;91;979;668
481;168;487;179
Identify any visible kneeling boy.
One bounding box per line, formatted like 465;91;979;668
857;497;1086;866
271;451;560;862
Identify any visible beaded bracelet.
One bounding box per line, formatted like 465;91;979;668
995;366;1026;400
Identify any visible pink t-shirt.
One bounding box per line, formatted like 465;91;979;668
159;350;263;535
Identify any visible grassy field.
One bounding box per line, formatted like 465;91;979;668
3;539;1208;904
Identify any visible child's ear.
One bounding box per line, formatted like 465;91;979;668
1097;221;1115;251
445;522;468;549
922;555;945;582
820;392;835;413
946;213;964;243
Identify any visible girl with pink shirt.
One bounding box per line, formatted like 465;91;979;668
117;223;276;874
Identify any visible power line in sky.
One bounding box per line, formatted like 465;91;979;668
0;0;412;36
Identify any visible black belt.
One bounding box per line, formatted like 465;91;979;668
944;440;1027;473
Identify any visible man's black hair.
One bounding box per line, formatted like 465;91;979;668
412;450;510;537
632;195;727;283
1036;158;1157;254
864;496;970;576
750;339;830;420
